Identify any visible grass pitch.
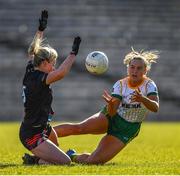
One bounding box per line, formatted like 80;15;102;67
0;122;179;175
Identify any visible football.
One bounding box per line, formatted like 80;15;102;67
85;51;109;75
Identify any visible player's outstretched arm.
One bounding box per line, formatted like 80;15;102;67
142;95;159;112
102;90;121;117
130;89;159;112
46;36;81;85
28;10;48;59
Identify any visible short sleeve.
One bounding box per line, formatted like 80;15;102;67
37;72;48;86
146;80;158;97
26;60;34;73
111;80;122;100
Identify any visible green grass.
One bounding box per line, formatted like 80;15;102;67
0;122;180;175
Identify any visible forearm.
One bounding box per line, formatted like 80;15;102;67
28;31;43;57
106;103;118;117
46;36;81;84
28;10;48;58
57;54;76;77
46;54;76;84
142;96;159;112
106;98;121;117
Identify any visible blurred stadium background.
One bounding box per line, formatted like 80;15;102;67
0;0;179;122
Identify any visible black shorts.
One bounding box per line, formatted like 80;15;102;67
19;123;52;151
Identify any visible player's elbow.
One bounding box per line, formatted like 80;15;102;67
57;67;69;79
152;105;159;113
46;71;65;84
153;108;158;113
57;71;66;80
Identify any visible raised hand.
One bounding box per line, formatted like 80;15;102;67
102;90;120;117
130;88;144;103
102;90;114;104
71;36;81;56
38;10;48;31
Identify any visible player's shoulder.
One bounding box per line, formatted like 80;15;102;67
119;77;129;86
113;77;126;86
144;77;158;95
144;77;157;86
25;60;34;73
112;77;128;90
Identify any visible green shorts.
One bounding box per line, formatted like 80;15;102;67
101;107;141;144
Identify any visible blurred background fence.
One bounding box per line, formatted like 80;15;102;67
0;0;180;121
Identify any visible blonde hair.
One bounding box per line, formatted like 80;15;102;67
28;33;58;67
123;47;159;71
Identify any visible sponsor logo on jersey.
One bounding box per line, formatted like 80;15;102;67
122;103;141;108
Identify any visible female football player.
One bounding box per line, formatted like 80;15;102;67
54;48;159;164
19;10;81;165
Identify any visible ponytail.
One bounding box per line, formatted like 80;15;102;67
28;33;58;67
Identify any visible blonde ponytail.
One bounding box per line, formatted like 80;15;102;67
28;32;58;67
28;32;42;56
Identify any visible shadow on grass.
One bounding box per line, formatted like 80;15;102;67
67;162;118;167
0;162;165;168
0;163;20;169
69;162;171;168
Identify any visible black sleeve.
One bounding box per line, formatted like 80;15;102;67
37;72;48;86
26;60;34;73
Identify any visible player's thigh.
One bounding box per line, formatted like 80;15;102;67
48;127;59;146
78;112;108;134
31;139;70;165
87;135;126;164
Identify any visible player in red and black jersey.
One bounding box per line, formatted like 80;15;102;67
19;10;81;165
